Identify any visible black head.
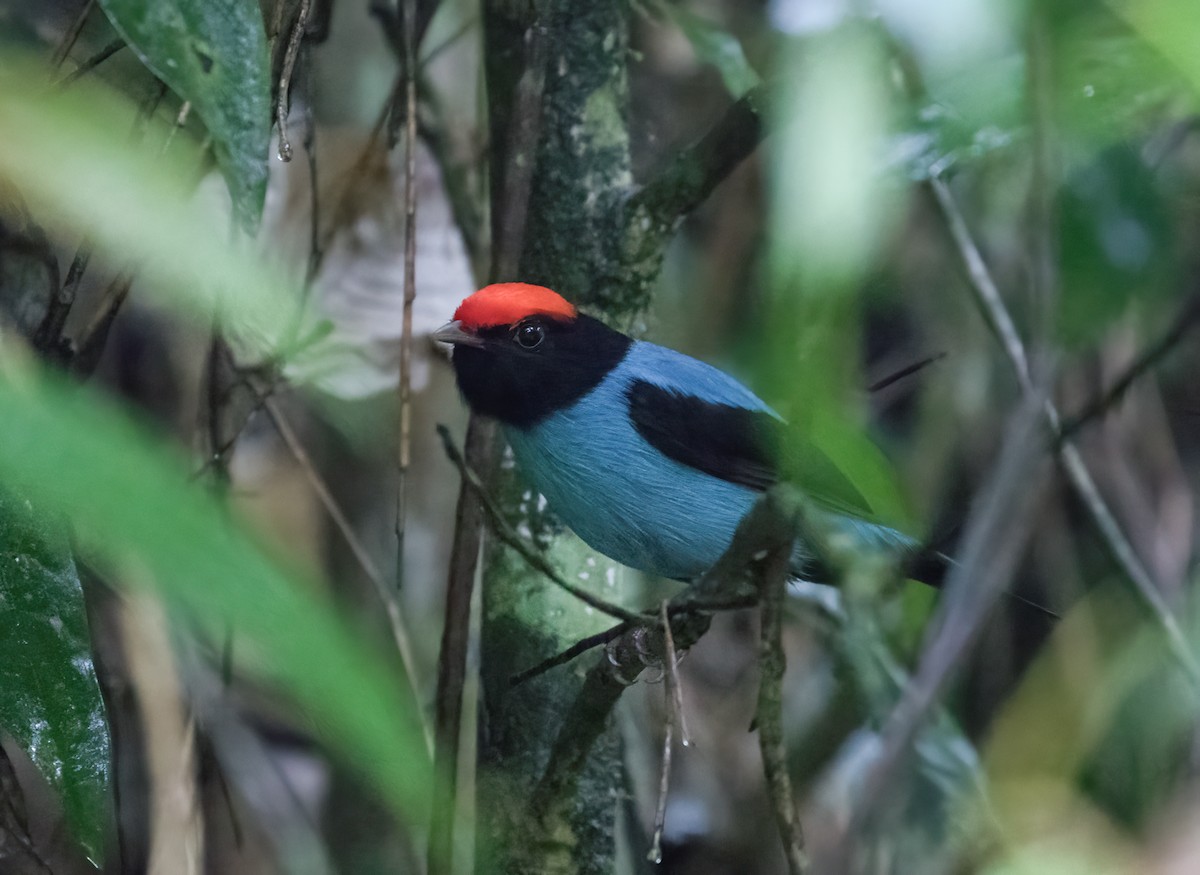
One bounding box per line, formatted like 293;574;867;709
437;312;632;428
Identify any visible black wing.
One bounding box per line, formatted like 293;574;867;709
626;380;780;491
627;380;878;520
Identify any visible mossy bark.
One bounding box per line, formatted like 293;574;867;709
476;2;642;873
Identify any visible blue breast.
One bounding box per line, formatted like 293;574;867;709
504;342;772;580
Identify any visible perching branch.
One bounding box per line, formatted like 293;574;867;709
928;173;1200;690
528;486;807;843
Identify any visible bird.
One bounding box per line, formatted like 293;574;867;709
433;281;941;585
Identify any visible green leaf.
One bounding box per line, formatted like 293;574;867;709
0;490;110;864
0;363;430;824
806;408;914;532
94;0;271;233
1112;0;1200;97
657;2;760;98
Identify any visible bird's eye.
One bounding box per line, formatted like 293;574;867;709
515;322;545;350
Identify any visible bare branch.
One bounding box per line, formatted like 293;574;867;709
54;38;126;87
51;0;96;69
508;621;632;688
928;174;1200;689
628;86;766;239
394;0;420;591
1059;294;1200;439
649;670;674;866
756;542;809;875
275;0;311;162
429;414;492;875
662;599;690;748
528;486;806;839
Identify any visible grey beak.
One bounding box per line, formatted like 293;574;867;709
431;320;484;348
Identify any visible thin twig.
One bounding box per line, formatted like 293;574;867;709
275;0;311;161
508;621;632;688
34;243;89;355
417;77;487;277
508;592;762;688
429;23;554;874
51;0;96;68
867;352;946;393
72;272;133;376
261;395;431;752
436;424;645;624
302;52;321;289
428;415;492;875
163;101;193;153
67;82;173;373
55;38;126;87
1059;295;1200;439
310;87;391;279
420;16;477;69
661;599;690;747
648;684;674;865
0;747;55;875
928;174;1200;689
755;536;808;875
394;0;420;592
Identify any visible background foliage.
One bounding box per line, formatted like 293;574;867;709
1;0;1200;873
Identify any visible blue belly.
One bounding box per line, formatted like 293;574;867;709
506;413;759;580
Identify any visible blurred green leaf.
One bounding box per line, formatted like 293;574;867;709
0;58;305;358
657;2;760;98
1058;146;1175;347
770;25;897;291
0;490;110;864
1057;17;1189;153
0;362;430;822
1112;0;1200;97
95;0;271;233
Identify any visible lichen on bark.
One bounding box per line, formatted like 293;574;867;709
475;1;642;872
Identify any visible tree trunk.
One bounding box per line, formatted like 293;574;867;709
475;2;640;873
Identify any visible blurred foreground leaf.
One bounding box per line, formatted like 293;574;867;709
0;362;430;823
764;25;914;534
0;58;301;357
95;0;270;233
0;491;110;864
1113;0;1200;97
